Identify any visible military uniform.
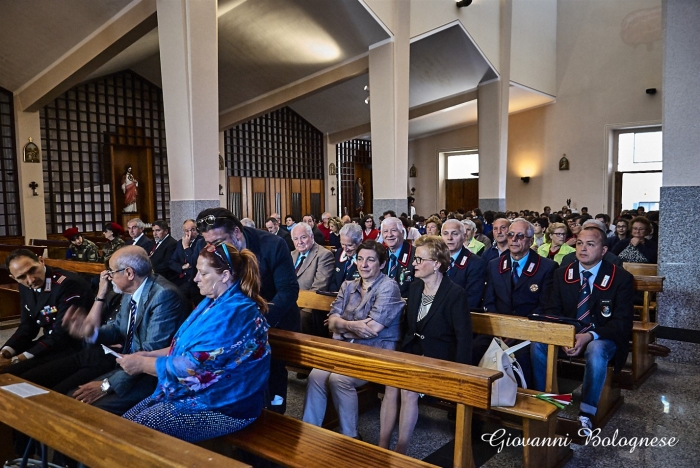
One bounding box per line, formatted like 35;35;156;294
102;237;126;261
327;249;359;293
381;240;415;298
446;246;486;311
68;239;99;262
2;267;92;375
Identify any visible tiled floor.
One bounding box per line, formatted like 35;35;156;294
3;323;696;467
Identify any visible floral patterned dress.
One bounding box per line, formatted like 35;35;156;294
123;282;270;442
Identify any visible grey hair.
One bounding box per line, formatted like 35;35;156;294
113;247;152;277
128;218;146;229
292;222;313;239
380;217;406;237
240;218;256;228
461;219;476;231
444;219;466;235
339;223;362;244
511;217;535;238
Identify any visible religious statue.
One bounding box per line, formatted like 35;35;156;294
559;154;570;171
354;177;365;213
121;164;138;212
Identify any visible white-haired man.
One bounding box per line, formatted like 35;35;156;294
441;219;486;310
380;217;415;298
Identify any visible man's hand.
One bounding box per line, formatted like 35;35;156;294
564;332;594;357
181;229;193;248
73;381;106;404
62;305;93;339
116;354;144;375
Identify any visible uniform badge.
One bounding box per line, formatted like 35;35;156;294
400;271;405;284
460;256;467;267
601;299;612;317
55;275;66;285
601;275;610;288
401;253;408;264
527;263;535;273
502;257;509;270
335;267;341;272
568;269;574;280
530;284;539;292
45;278;52;292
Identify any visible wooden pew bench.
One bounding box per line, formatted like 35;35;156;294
219;328;501;468
0;374;248;468
470;313;575;467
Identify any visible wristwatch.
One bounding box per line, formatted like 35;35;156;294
100;378;111;393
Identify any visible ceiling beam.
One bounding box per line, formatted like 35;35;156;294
408;89;478;121
15;0;157;112
219;55;369;132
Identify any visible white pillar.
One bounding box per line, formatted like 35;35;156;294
157;0;219;231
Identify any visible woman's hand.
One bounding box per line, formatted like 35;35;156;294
350;318;378;339
117;354;146;375
630;236;644;247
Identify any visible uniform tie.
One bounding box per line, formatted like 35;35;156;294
512;261;520;284
124;299;137;354
577;271;593;333
388;253;398;278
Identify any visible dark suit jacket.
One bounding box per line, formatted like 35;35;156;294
402;276;472;364
149;235;178;282
446;246;486;311
169;235;206;285
561;250;623;268
242;227;300;331
381;240;416;298
547;260;634;372
95;274;187;396
130;234;155;254
312;227;325;246
276;227;295;251
4;267;91;357
327;249;359;293
481;245;509;265
483;252;556;317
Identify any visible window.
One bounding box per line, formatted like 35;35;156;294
615;128;662;212
617;130;662;172
447;153;479;179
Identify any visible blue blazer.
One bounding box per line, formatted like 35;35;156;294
327;249;359;293
446;246;486;311
381;240;416;298
482;252;556;317
242;227;300;331
96;274;187;396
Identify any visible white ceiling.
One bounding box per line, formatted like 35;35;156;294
1;0;555;142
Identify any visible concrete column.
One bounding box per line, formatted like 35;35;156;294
157;0;219;231
368;0;410;218
324;135;338;216
657;0;700;361
13;106;47;243
477;0;512;212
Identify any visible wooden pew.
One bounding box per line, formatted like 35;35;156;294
43;258;104;275
221;327;501;468
0;374;249;468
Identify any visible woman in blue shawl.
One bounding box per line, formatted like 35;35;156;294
117;243;270;442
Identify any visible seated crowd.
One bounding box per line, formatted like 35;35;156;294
0;201;656;463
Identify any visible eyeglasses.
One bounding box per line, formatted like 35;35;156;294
551;232;567;237
413;256;437;264
506;232;531;241
106;268;127;277
196;215;231;231
205;243;233;272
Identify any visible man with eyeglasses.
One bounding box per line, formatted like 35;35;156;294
169;219;206;306
478;219;557;382
0;249;91;376
62;246;187;415
195;207;299;414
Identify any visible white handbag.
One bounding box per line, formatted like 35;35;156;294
478;338;530;407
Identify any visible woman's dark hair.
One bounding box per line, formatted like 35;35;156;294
483;211;495;223
356;239;388;266
362;214;376;230
534;216;549;230
285;214;295;223
199;243;268;313
473;208;483;217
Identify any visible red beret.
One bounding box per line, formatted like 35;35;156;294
106;222;124;235
63;227;80;240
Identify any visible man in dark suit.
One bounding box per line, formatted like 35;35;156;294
479;218;557;381
169;219;205;306
126;218;155;253
266;216;294;251
63;246;187;415
303;214;326;246
531;225;634;433
149;220;178;282
560;219;624;267
0;249;91;375
328;223;362;292
380;217;415;298
440;219;486;311
196;207;299;414
481;217;510;264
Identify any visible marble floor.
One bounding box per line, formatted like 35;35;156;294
2;324;696;467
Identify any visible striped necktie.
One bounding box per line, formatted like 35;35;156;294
577;271;593;333
124;299;137;353
512;261;520;284
388;254;398;278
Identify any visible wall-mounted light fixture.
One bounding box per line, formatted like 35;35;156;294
330;186;336;197
364;85;370;105
455;0;473;7
520;176;531;184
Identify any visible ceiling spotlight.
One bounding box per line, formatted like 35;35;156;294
364;85;369;91
364;96;370;105
455;0;472;7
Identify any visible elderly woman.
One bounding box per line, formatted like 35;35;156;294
328;216;343;250
537;222;576;265
611;216;657;263
302;240;404;439
424;215;442;236
117;243;270;442
379;236;471;453
461;219;485;255
101;222;126;261
361;214;380;241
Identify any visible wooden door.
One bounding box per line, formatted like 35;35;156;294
354;164;372;216
445;179;479;213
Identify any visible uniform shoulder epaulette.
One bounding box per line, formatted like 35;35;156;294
54;275;66;284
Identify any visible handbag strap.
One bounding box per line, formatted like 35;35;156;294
503;340;531;355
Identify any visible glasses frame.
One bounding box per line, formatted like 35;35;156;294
506;232;532;241
413;256;437;265
205;242;233;272
196;215;232;232
106;268;127;277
